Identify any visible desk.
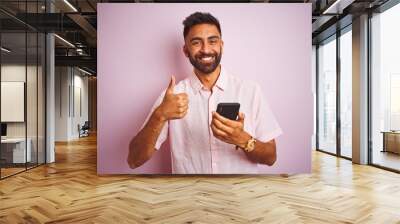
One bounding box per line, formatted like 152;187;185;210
1;138;31;163
382;131;400;154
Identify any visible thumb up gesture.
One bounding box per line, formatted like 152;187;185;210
157;76;189;121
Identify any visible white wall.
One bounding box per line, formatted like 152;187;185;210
1;64;46;164
55;66;70;141
55;67;89;141
72;73;89;138
1;65;43;137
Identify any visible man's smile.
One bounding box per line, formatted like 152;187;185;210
197;54;216;64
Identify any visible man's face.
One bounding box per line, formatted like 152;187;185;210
183;24;223;75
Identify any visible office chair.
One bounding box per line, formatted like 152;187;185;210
79;121;90;138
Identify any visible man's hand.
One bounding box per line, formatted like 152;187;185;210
156;76;189;121
211;111;251;148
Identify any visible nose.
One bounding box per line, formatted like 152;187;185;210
200;42;212;54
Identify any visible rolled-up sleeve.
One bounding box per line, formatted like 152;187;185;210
253;85;282;142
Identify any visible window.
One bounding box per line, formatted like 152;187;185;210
370;2;400;171
316;25;353;159
390;74;400;130
339;28;352;158
317;36;337;154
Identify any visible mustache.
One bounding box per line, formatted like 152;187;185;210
195;53;218;59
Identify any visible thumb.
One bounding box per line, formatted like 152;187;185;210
166;75;175;94
237;112;245;123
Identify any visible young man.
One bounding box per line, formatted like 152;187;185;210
127;12;282;174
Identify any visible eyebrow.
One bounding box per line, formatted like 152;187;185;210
208;36;220;40
190;37;202;42
190;36;220;43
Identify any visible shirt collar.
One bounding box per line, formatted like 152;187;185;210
189;66;227;94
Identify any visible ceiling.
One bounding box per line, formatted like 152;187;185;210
0;0;392;75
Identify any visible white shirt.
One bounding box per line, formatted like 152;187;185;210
142;66;282;174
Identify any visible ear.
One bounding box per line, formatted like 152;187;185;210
183;45;189;58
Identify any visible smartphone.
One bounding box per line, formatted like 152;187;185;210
216;103;240;120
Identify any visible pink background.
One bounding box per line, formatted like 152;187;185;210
97;3;312;174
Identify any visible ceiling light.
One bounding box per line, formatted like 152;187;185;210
323;0;342;14
54;34;75;48
1;47;11;53
322;0;355;15
78;67;93;76
63;0;78;12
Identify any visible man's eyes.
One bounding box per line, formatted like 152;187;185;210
209;39;218;44
191;39;219;46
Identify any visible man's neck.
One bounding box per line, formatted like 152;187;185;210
194;65;221;91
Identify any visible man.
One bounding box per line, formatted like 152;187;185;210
127;12;282;174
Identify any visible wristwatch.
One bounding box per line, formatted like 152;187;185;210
236;137;256;152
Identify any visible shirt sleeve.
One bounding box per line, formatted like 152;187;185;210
140;90;168;150
253;84;283;142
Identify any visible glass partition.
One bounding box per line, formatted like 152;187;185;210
27;30;38;169
1;31;28;177
0;1;46;179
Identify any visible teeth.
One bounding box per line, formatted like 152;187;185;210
201;56;213;61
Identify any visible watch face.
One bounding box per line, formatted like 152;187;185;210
244;138;256;152
247;138;256;151
249;141;255;149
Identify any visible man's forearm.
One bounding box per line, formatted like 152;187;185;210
237;131;276;166
128;107;167;168
244;139;277;166
235;131;277;166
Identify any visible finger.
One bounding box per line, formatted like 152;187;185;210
211;123;228;138
173;110;187;119
166;75;176;94
181;98;189;106
212;111;236;126
176;93;188;100
178;108;188;118
177;101;187;107
178;104;188;112
177;97;189;106
237;112;245;123
213;118;234;134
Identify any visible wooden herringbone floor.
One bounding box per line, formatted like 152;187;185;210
1;134;400;224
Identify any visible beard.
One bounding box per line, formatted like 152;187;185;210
188;49;222;75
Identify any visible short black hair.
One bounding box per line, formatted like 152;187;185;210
183;12;221;39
